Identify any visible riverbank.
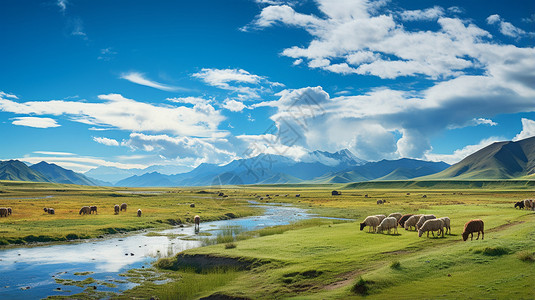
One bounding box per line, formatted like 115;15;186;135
0;184;259;246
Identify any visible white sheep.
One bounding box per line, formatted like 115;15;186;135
438;217;451;235
416;214;436;231
404;214;422;231
418;219;444;238
376;217;398;234
360;216;380;232
374;214;387;223
388;212;402;222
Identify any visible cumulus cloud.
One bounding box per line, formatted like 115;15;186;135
223;99;247;112
12;117;60;128
0;93;226;137
121;72;181;91
93;137;120;146
513;118;535;141
122;133;237;165
0;91;17;99
192;68;283;99
486;14;527;38
246;1;517;79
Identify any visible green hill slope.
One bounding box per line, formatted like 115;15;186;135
423;136;535;179
0;160;51;182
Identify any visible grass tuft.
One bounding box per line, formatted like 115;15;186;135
390;260;401;270
351;277;372;295
474;246;510;256
225;242;237;249
517;250;534;262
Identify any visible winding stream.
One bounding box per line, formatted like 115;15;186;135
0;201;330;299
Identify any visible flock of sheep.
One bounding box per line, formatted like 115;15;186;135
360;212;484;241
0;203;143;218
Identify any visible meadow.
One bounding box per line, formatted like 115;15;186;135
1;181;534;299
0;180;258;245
120;185;535;299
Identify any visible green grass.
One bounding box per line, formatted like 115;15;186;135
0;182;259;245
136;186;535;299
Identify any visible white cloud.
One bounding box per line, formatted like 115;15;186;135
0;91;17;99
192;68;283;99
12;117;60;128
166;96;211;106
425;137;504;164
123;133;237;165
93;137;120;146
98;48;117;61
247;1;508;79
57;0;68;12
513;118;535;141
0;93;226;137
222;99;247;112
19;155;148;173
70;17;87;38
400;6;444;21
33;151;75;156
121;72;181;91
487;14;527;38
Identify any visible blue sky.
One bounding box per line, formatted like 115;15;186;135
0;0;534;173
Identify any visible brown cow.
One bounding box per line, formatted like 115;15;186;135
79;206;91;215
0;207;8;217
90;206;98;214
114;204;120;214
120;203;127;212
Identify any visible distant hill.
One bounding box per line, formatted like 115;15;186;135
313;158;450;183
115;171;177;187
422;136;535;179
0;160;51;182
29;161;102;186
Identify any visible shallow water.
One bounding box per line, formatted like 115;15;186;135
0;201;329;299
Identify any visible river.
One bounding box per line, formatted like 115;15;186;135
0;201;333;299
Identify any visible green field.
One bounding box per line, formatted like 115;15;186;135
0;180;257;245
119;185;535;300
1;181;534;299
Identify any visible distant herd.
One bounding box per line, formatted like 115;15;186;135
0;202;145;219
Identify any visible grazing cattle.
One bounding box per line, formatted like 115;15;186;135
120;203;127;212
137;209;142;217
398;214;414;228
332;190;341;196
377;199;384;205
194;215;200;231
422;195;427;198
218;192;225;197
79;206;91;215
523;199;533;210
114;205;120;214
44;207;48;213
48;208;55;214
90;206;98;214
365;194;369;198
462;219;484;241
7;207;12;215
295;194;301;197
514;201;525;209
190;203;195;208
0;207;8;217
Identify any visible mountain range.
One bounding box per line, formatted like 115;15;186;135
1;136;534;187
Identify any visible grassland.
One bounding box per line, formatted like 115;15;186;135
0;180;258;245
120;185;535;299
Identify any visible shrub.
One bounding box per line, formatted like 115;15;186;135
225;242;237;249
351;277;372;295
